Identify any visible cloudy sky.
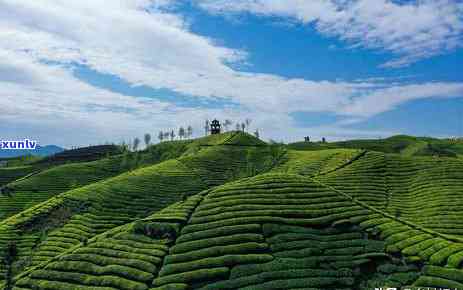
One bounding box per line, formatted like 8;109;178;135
1;0;462;147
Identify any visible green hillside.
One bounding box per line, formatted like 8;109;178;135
0;156;132;221
0;156;43;187
0;132;281;285
0;166;38;188
0;138;212;222
2;132;463;289
289;135;463;157
36;145;122;165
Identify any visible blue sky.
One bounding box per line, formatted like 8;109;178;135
1;0;462;147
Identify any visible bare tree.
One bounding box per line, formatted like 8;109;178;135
204;120;210;136
223;119;232;131
163;132;170;141
254;129;260;139
245;118;252;131
133;137;141;151
178;127;185;139
158;131;164;142
236;123;241;131
187;126;193;138
170;130;175;141
144;133;151;147
241;122;246;132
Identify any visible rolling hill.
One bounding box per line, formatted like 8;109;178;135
289;135;463;158
1;132;463;289
36;145;120;165
0;139;207;221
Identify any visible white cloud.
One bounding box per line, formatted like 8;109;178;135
340;82;463;117
198;0;463;67
0;0;462;146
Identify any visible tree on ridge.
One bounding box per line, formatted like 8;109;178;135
178;127;185;139
245;118;252;131
133;137;140;151
144;133;151;147
170;130;175;141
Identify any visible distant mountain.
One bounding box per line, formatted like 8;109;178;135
0;145;64;158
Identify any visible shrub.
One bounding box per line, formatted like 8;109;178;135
133;222;178;242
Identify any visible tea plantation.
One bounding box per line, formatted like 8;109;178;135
289;135;463;157
0;139;207;222
1;132;463;289
0;166;38;188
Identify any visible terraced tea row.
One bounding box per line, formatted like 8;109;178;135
181;146;282;187
0;138;203;222
0;156;134;221
314;150;463;238
357;212;463;289
385;155;463;237
10;192;205;290
273;149;362;177
151;171;463;289
314;151;463;286
316;151;389;209
3;133;463;289
0;166;37;188
1;140;277;283
150;174;395;290
0;158;206;282
7;168;463;289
